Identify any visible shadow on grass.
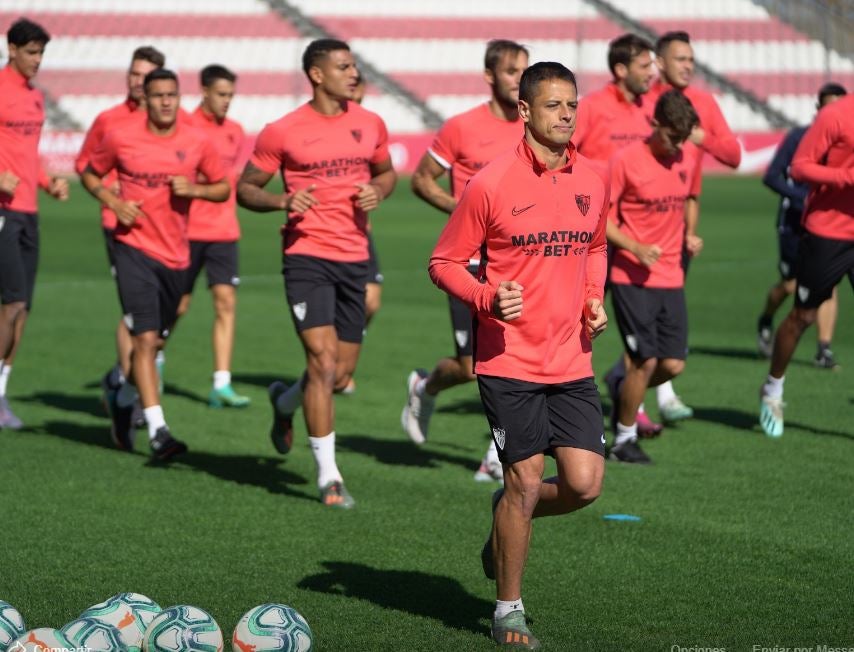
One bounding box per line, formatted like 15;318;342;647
231;372;300;390
337;434;478;471
690;345;764;362
16;391;106;419
298;561;492;637
691;408;852;441
162;382;208;406
36;419;135;453
436;396;485;415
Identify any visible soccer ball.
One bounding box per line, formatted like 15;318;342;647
7;628;74;651
0;600;26;650
231;604;313;652
142;605;223;652
63;616;129;651
80;592;162;652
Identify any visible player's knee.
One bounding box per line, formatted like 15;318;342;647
365;294;381;319
791;307;817;330
564;468;603;505
176;294;191;318
133;331;160;354
213;288;236;315
0;301;26;325
307;349;337;385
661;358;685;377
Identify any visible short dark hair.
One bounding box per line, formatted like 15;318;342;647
484;39;529;73
302;38;350;77
519;61;577;104
817;82;847;105
7;18;50;46
144;68;179;93
655;31;691;56
608;33;653;76
132;46;165;68
201;64;237;88
654;89;699;140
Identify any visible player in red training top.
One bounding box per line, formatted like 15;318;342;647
430;62;608;649
75;45;165;418
403;39;528;483
237;39;396;509
0;18;69;430
81;69;229;461
605;90;701;465
174;64;250;409
759;92;854;438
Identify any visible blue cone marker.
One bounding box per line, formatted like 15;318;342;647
603;514;642;522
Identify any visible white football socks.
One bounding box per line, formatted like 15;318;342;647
656;381;677;407
213;370;231;391
144;405;166;439
309;431;343;488
763;375;785;399
615;422;638;446
495;598;524;619
0;363;11;397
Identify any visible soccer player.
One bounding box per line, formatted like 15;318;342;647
75;45;165;410
759;91;854;438
605;91;701;464
430;61;608;649
572;33;666;437
175;64;250;408
756;83;846;367
81;69;229;460
403;39;529;482
0;18;69;430
236;39;396;509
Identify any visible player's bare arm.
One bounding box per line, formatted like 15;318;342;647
170;176;229;202
411;153;457;214
584;298;608;339
355;159;396;211
236;162;286;212
492;280;524;322
684;196;703;256
81;163;143;226
0;169;20;195
606;220;661;267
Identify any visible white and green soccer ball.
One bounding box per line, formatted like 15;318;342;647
63;616;129;651
231;604;313;652
80;592;162;652
0;600;26;650
142;605;222;652
7;627;74;651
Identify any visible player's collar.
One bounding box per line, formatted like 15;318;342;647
3;64;31;88
517;137;577;175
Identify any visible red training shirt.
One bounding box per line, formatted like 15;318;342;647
649;80;741;169
88;118;227;269
790;94;854;242
186;106;245;242
428;103;523;200
608;139;702;288
75;97;143;230
250;101;391;262
0;65;51;213
429;138;609;384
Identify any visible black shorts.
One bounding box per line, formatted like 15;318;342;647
366;232;383;285
778;228;800;281
0;209;39;309
113;241;186;338
183;240;240;295
103;227;117;277
283;254;367;343
477;375;605;465
611;284;688;361
447;264;480;357
794;232;854;309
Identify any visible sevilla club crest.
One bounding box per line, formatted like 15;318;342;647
575;193;591;216
679;170;687;184
175;150;186;162
351;129;362;143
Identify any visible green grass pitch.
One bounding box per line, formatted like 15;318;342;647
1;176;851;651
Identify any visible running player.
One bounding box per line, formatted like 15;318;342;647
572;33;665;437
81;69;229;460
606;91;702;464
176;64;250;408
759;91;854;438
756;83;846;367
75;45;165;414
236;39;396;508
0;18;69;430
429;61;608;649
403;39;529;482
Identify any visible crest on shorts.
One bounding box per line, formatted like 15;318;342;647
0;216;4;232
175;149;186;162
351;129;362;143
797;286;810;303
455;330;468;349
292;301;307;322
575;193;591;216
679;170;687;184
625;334;638;353
492;426;506;451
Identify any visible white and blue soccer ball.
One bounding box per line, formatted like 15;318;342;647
142;605;223;652
80;592;162;652
231;604;313;652
63;616;129;651
0;600;26;650
7;628;74;652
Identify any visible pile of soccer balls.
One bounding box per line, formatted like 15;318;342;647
0;594;313;652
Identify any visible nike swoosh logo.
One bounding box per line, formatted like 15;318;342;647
511;203;535;216
738;140;779;173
